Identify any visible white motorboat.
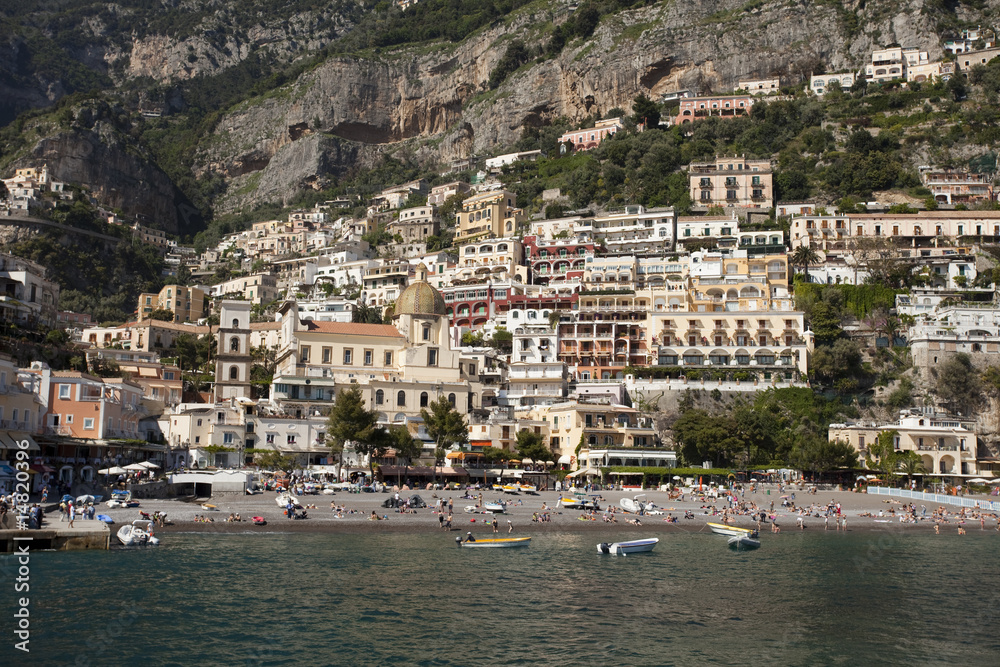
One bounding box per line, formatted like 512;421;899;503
484;501;506;513
275;492;304;509
518;484;537;494
619;494;647;513
502;485;520;494
117;520;159;547
106;490;133;508
728;535;761;551
597;538;659;555
707;522;754;537
457;535;531;548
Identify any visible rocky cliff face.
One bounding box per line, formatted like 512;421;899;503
193;0;961;213
4;0;999;222
25;124;193;234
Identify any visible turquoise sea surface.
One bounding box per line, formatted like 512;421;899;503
3;529;999;665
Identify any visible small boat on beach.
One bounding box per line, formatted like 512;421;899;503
502;485;520;494
560;496;600;511
707;522;754;537
597;537;659;555
519;484;537;494
484;501;506;513
619;494;648;513
106;490;138;508
275;492;304;509
457;535;531;548
728;534;761;551
117;520;159;546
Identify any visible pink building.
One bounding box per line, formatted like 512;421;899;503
559;118;624;151
676;96;754;125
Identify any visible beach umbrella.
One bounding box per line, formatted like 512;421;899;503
124;463;146;471
672;475;682;480
99;466;127;475
138;461;160;469
522;458;534;465
546;461;555;467
989;479;1000;484
967;478;989;484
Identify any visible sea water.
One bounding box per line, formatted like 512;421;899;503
4;530;999;665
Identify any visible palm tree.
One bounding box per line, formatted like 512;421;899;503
790;245;820;286
896;451;927;488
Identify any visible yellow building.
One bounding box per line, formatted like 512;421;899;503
137;285;207;323
527;401;659;465
455;190;525;243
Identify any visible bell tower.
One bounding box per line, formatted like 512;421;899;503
214;300;252;401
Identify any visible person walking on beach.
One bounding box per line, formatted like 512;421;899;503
439;512;445;529
445;512;452;530
68;501;75;528
507;519;513;534
492;516;499;533
448;497;454;514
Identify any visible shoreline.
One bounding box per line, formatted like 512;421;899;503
154;517;978;536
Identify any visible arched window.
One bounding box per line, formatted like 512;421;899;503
230;336;240;353
448;393;456;406
420;392;429;407
375;389;384;405
232;319;239;329
229;366;238;380
397;390;406;406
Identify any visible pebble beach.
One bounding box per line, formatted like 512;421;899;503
86;486;1000;537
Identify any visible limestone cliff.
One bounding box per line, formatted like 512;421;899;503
193;0;962;213
4;0;1000;222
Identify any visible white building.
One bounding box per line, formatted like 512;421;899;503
587;205;676;253
809;72;857;95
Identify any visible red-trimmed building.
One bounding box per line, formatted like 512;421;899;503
442;282;580;330
522;235;595;285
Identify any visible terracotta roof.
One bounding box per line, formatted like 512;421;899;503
51;371;102;381
302;321;403;337
251;322;281;330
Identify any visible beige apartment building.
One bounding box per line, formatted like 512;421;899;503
455;190;525;243
829;411;983;478
689;156;773;208
137;285;207;323
210;273;279;305
388;205;440;243
527;401;659;464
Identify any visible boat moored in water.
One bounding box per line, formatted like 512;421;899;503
707;522;754;537
117;520;159;546
597;537;659;555
457;535;531;548
728;535;761;551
